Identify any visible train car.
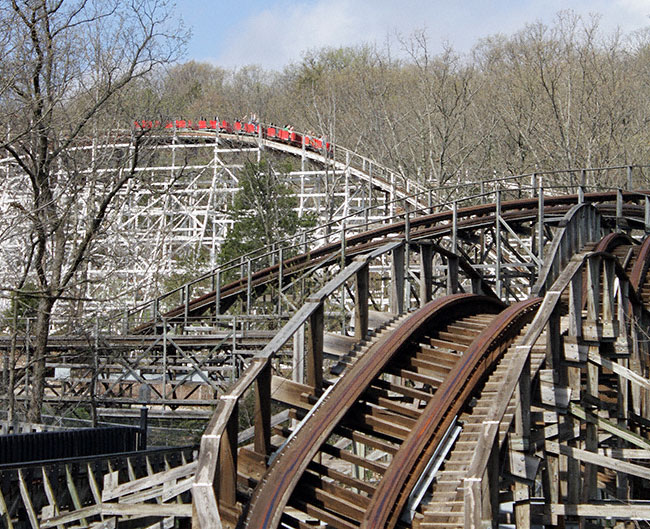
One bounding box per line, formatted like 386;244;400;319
133;118;333;156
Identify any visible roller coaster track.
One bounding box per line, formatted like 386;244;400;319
171;125;428;205
132;189;647;333
189;187;650;529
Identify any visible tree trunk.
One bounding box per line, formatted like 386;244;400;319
27;296;55;423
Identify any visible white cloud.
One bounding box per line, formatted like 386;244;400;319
211;0;650;69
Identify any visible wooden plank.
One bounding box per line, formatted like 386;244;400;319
18;469;40;529
323;332;356;357
66;464;88;526
588;350;650;391
270;376;314;410
419;243;433;305
569;403;650;450
100;503;192;517
548;503;650;520
546;441;650;481
102;461;197;501
41;505;103;528
0;486;14;529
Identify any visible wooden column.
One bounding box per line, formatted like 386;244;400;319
390;243;405;315
218;405;238;508
446;255;459;295
355;264;369;340
307;303;324;393
419;243;433;306
513;354;532;529
602;258;617;339
293;324;305;384
584;255;602;341
254;361;271;457
584;353;599;500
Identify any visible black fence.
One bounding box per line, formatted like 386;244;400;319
0;425;143;465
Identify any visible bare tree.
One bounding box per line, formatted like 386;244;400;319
0;0;185;422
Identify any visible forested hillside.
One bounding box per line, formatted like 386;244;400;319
125;11;650;187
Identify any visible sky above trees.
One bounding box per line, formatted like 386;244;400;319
179;0;650;69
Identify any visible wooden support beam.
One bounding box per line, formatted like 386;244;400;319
66;464;88;527
419;243;433;306
18;469;39;529
355;263;369;340
218;402;238;508
547;503;650;520
254;361;272;456
546;441;650;481
584;255;602;341
307;303;324;392
602;258;618;339
568;269;582;340
390;243;405;315
0;486;14;529
514;481;531;529
584;355;599;500
570;403;650;450
447;255;459;296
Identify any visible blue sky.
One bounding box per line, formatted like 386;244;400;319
176;1;650;70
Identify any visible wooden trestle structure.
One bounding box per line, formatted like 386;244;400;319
5;182;650;528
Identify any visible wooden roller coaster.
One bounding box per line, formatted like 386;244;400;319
186;189;650;529
6;166;650;529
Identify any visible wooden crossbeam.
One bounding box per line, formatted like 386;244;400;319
545;441;650;480
547;503;650;520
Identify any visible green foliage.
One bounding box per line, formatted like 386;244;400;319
218;158;316;269
1;284;39;332
161;247;212;294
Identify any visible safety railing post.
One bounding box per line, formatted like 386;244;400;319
531;172;537;197
183;285;189;330
496;190;503;299
537;180;544;263
215;270;221;317
452;201;458;254
405;207;410;244
627;165;633;190
246;259;252;315
278;247;284;316
217;404;238;507
616;188;624;231
341;221;347;269
162;317;167;403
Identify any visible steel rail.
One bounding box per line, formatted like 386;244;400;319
243;293;506;529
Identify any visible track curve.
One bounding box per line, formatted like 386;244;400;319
133;190;649;333
244;294;512;529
